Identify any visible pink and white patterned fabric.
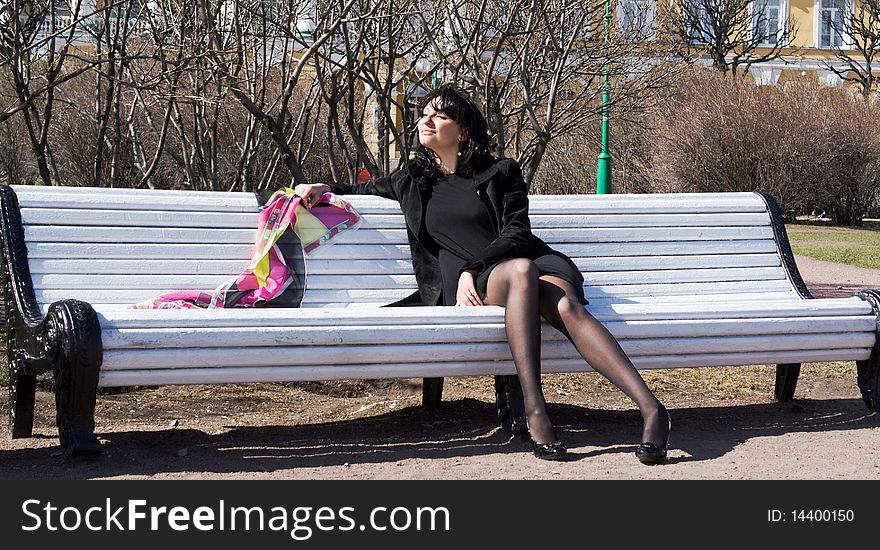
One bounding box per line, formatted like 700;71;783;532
133;188;360;309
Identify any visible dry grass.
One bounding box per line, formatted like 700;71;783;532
30;362;853;431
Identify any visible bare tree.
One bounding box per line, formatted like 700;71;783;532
310;0;445;181
0;0;682;191
822;0;880;100
420;0;678;187
123;1;191;189
88;1;149;187
0;0;96;185
197;0;366;185
673;0;795;75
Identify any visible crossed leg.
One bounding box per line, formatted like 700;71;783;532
536;275;669;447
483;258;669;448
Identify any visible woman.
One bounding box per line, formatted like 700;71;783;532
295;85;670;464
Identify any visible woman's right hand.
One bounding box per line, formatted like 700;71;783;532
455;271;484;306
293;183;332;208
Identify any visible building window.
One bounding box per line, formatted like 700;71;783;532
55;2;69;26
752;0;785;46
819;0;849;48
680;0;715;44
616;0;657;39
404;84;429;134
554;2;590;42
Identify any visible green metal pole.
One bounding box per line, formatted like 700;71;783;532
596;0;612;194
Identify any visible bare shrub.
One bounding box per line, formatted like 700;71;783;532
531;117;655;196
0;74;40;185
48;75;137;188
644;70;880;224
31;70;339;191
0;113;38;186
531;133;598;195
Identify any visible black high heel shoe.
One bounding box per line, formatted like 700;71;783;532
635;409;671;465
525;418;567;461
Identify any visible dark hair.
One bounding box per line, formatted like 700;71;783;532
406;84;493;189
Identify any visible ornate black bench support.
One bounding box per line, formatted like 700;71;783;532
48;300;103;455
1;186;103;455
774;363;801;402
856;290;880;412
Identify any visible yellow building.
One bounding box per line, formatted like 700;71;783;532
613;0;879;88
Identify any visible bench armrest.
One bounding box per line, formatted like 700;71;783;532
753;190;813;300
1;186;102;454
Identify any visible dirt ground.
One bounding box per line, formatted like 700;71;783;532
1;254;878;480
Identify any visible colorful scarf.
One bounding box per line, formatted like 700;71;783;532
133;188;361;309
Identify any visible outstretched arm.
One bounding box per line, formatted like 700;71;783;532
295;174;398;207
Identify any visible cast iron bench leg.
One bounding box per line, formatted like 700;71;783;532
9;367;36;438
857;353;880;413
422;377;443;410
6;279;37;438
494;375;525;436
774;363;801;402
856;290;880;412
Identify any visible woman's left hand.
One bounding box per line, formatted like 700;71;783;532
455;271;484;306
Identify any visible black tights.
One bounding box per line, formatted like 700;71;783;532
483;258;668;446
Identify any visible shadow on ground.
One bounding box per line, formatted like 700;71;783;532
1;396;875;479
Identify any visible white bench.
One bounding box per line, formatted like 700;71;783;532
2;185;879;456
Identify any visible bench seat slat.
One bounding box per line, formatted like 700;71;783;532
21;208;772;229
28;254;782;276
578;254;781;271
31;266;789;291
309;241;784;259
34;288;417;304
22;209;261;228
95;347;871;387
25;240;781;260
26;243;413;260
13;187;767;212
21;209;407;229
575;292;803;305
23;225;776;244
41;291;809;313
99;333;875;371
32;273;420;290
13;189;260;212
531;213;770;227
584;280;795;297
100;317;878;349
90;298;875;327
28;258;416;275
35;280;800;305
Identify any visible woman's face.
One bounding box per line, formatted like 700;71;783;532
418;99;466;153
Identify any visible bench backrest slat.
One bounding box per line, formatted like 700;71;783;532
14;187;796;311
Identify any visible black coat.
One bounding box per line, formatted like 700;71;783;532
329;158;583;306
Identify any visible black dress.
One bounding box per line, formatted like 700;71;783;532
424;172;586;306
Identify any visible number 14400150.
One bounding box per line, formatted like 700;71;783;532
767;509;855;522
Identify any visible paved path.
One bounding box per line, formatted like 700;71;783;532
794;255;880;298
